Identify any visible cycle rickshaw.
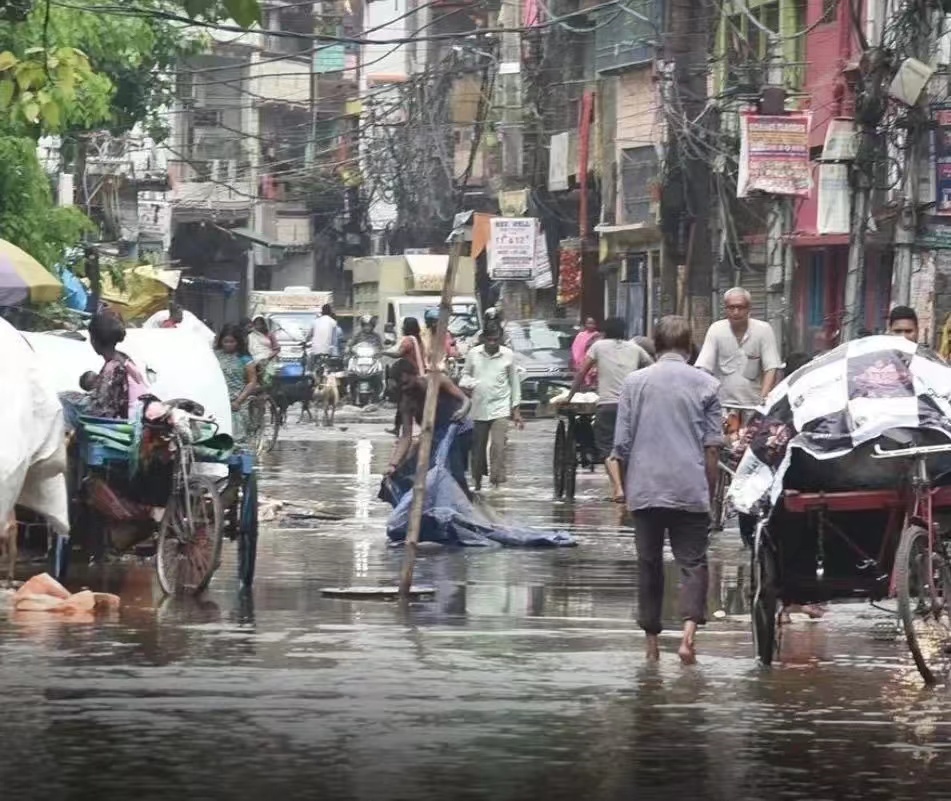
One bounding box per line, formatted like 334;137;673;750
735;337;951;684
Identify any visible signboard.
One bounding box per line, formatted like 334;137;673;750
934;105;951;214
548;132;570;192
737;113;813;197
488;217;536;281
531;228;553;288
817;164;850;234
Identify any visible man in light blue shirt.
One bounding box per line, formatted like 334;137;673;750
463;323;523;491
612;315;722;665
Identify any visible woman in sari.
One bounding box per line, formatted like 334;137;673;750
214;323;257;443
86;313;150;419
571;317;600;390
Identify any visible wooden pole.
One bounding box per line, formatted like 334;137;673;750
398;213;472;597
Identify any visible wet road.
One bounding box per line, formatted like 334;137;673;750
3;420;951;800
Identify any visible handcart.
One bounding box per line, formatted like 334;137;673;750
56;403;259;594
552;402;601;499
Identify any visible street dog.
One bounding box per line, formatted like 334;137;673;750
0;512;17;585
314;371;340;426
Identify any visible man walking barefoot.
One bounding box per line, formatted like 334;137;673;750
612;316;722;664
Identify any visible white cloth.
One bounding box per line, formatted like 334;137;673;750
0;319;68;534
309;314;337;355
248;331;273;362
143;310;216;346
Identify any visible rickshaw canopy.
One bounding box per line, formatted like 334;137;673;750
729;335;951;515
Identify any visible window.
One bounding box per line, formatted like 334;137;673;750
620;146;658;225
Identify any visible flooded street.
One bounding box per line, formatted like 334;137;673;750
3;419;951;800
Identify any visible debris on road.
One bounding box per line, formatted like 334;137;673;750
7;573;120;615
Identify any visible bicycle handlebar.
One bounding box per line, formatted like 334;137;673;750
872;442;951;459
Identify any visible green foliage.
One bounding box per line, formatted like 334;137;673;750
0;136;93;267
0;0;259;137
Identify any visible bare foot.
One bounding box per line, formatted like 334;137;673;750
782;604;826;623
645;635;660;662
678;641;697;665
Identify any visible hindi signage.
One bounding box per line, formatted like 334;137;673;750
738;113;813;197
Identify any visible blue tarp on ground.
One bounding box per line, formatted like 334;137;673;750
383;425;576;548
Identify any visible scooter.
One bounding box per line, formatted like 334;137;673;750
346;341;385;407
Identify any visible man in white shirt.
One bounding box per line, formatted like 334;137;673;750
308;304;339;356
694;287;782;406
463;323;523;491
695;287;781;547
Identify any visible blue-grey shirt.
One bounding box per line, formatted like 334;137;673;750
612;353;723;513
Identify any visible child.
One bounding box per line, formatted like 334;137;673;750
79;371;99;392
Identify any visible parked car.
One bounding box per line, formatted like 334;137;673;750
503;319;578;411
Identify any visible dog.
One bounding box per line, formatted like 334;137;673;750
0;512;17;585
313;372;340;427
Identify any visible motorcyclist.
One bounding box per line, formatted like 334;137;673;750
349;315;383;351
421;308;459;369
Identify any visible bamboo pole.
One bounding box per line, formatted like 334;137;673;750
399;213;472;597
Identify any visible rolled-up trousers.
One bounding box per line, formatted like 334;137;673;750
632;508;710;635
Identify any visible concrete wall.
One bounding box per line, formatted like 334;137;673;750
251;58;311;106
614;66;662;224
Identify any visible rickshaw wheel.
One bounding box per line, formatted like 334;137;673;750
157;475;224;596
564;418;578;499
895;524;951;685
237;471;259;589
711;468;730;532
751;534;779;665
553;420;567;498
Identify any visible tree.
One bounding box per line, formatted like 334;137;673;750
0;136;92;266
0;0;261;133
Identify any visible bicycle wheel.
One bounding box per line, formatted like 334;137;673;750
553;420;567;498
248;396;279;457
751;531;779;665
563;417;578;500
711;466;730;532
157;475;224;595
895;524;951;685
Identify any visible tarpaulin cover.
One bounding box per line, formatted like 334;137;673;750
728;335;951;516
0;318;68;534
384;426;576;548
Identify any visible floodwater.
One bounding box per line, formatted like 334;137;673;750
3;421;951;800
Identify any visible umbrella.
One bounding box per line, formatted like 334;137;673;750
0;239;62;305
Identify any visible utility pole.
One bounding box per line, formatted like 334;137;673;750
764;36;789;354
843;131;871;340
892;2;929;308
496;0;525;321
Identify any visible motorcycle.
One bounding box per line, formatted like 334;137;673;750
346;341;385;407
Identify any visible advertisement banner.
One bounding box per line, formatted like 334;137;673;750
737;113;813;197
817;164;850;235
488;217;536;281
935;105;951;214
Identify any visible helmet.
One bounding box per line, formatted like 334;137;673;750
424;308;440;325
